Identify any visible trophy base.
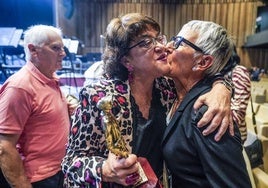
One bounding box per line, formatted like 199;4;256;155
134;161;148;187
132;157;162;188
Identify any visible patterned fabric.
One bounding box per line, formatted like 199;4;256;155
61;77;176;188
226;65;251;143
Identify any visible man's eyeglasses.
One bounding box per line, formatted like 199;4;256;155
128;35;167;50
171;36;204;53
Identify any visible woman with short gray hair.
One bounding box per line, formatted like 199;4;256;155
163;20;251;187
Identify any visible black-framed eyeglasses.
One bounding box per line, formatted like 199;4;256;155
127;35;167;50
171;36;204;53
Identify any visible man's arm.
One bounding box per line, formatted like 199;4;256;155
0;134;32;188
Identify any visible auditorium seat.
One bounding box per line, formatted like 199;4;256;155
246;102;260;132
251;79;268;103
253;167;268;188
251;87;266;103
258;134;268;174
252;135;268;188
243;75;268;188
255;105;268;137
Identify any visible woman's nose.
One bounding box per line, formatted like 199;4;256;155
165;42;175;54
154;43;166;52
166;46;174;54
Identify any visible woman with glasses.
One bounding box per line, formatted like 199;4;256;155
162;20;252;187
61;13;232;188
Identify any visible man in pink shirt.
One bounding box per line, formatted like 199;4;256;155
0;25;70;188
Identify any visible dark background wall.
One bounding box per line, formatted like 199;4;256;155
56;0;268;70
0;0;55;30
0;0;268;71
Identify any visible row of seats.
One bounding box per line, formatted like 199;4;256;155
246;78;268;188
246;103;268;187
251;78;268;103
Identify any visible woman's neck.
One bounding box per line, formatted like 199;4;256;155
130;78;154;119
174;78;200;101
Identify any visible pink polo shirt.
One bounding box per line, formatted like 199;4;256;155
0;61;70;182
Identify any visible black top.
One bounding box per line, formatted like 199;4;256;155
131;85;166;178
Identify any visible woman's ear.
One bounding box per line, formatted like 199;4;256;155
121;56;129;67
199;55;213;70
192;55;213;71
121;56;134;72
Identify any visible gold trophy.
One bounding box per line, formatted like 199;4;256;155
97;96;160;188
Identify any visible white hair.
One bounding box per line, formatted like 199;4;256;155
23;25;63;61
181;20;234;76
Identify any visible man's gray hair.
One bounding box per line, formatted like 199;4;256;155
23;25;63;61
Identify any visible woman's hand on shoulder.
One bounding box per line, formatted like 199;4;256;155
194;84;234;141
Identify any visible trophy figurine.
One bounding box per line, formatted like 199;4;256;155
97;95;130;158
97;96;161;188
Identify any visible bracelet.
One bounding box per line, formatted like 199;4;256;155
213;72;225;81
214;78;235;98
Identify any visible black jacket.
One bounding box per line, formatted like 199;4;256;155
162;79;251;188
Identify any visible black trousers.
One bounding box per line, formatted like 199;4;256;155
0;169;64;188
32;171;64;188
0;169;10;188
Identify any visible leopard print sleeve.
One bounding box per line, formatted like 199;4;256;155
61;79;132;188
61;83;109;188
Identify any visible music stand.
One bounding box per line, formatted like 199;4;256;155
63;38;79;54
0;27;23;78
61;38;80;91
